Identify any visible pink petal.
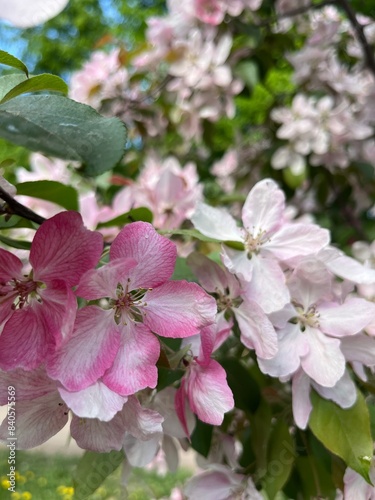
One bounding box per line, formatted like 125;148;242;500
301;328;345;387
341;333;375;366
76;258;137;300
234;300;278;359
59;381;127;422
70;412;126;452
292;370;312;429
109;222;176;287
319;247;375;284
0;367;56;404
185;360;234;426
30;211;103;286
258;324;309;378
154;387;196;439
175;380;190;438
184;465;245;500
123;433;161;467
313;371;357;409
191;203;243;242
0;303;50;370
47;307;120;391
267;223;330;260
144;281;216;338
0;248;23;281
0;391;68;449
221;246;254;282
242;255;290;314
319;298;375;337
121;396;164;440
242;178;285;236
103;322;159;396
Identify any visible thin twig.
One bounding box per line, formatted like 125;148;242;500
0;186;46;225
256;1;334;27
335;0;375;78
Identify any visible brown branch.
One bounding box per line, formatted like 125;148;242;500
0;186;46;225
256;1;334;27
335;0;375;78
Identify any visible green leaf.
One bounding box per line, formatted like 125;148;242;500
0;234;31;250
156;367;184;392
220;358;261;412
96;207;153;228
309;390;373;482
0;50;28;76
159;228;221;243
16;181;78;211
235;60;259;90
0;74;68;104
262;420;295;500
73;450;124;499
0;75;28;101
249;401;272;473
191;420;213;458
0;95;126;177
171;257;198;282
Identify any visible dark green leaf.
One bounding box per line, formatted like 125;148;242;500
73;450;124;499
96;207;153;228
0;234;31;250
171;257;198;282
220;358;261;412
156;367;184;392
0;50;28;76
0;95;126;177
0;74;68;104
191;420;213;458
309;390;373;482
16;181;78;211
262;420;295;499
250;401;272;473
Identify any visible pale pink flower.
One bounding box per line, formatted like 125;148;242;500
0;0;69;27
0;212;103;371
342;465;375;500
47;222;216;396
192;178;330;313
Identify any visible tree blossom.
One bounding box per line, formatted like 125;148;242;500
47;222;216;396
191;178;330;313
175;319;234;437
0;0;69;27
0;211;103;371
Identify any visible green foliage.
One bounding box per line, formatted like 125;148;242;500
97;207;153;228
0;95;126;176
309;390;373;482
0;74;68;104
0;50;29;76
16;180;79;210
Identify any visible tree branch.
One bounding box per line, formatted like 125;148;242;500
335;0;375;78
0;186;46;225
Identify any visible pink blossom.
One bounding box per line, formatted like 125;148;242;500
0;0;69;27
47;222;216;396
0;212;103;371
192;178;330;313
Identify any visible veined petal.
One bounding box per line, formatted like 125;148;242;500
76;258;137;300
292;370;312;430
191;203;243;242
31;211;103;286
258;324;309;378
221;246;253;282
185;360;234;426
234;300;278;359
110;222;176;287
242;179;285;236
0;303;50;370
175;380;191;439
313;370;357;409
121;396;164;440
318;298;375;337
47;307;120;391
59;381;127;422
301;328;345;387
0;391;68;449
0;248;23;281
144;281;216;338
318;247;375;284
341;333;375;366
103;322;159;396
123;433;161;467
0;367;56;404
267;223;330;260
71;412;126;453
242;255;290;313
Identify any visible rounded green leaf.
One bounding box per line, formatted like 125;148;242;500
0;75;28;102
16;181;78;211
0;95;126;177
309;390;373;483
0;74;68;104
0;50;28;76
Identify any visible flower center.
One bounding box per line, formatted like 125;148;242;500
243;228;269;257
111;279;151;325
293;303;320;331
0;277;41;310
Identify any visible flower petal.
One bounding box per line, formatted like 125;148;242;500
71;412;126;452
144;281;216;338
31;211;103;286
191;203;243;242
103;322;159;396
319;298;375;337
0;0;69;27
292;370;312;430
47;307;120;391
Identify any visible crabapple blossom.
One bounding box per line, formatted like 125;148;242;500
0;0;69;27
0;211;103;371
47;222;216;396
192;178;330;312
